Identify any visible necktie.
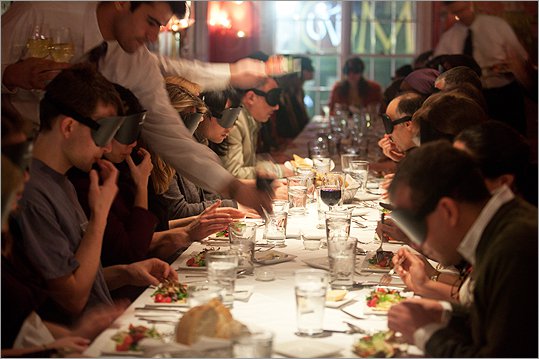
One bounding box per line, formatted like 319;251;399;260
462;29;473;57
87;41;108;69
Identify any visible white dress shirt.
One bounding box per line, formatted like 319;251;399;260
434;14;529;89
2;1;235;193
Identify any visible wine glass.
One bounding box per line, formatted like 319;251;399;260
25;24;51;59
319;172;343;212
49;27;74;63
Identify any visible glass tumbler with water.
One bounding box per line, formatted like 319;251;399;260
348;160;369;193
229;222;257;274
287;176;308;215
263;211;287;247
328;237;357;289
294;269;329;337
324;208;352;247
206;250;239;307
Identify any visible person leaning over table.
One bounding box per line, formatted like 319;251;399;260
144;79;248;232
385;141;537;357
13;65;178;327
220;77;293;179
1;1;276;216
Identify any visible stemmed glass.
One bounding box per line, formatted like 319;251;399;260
319;172;343;212
49;27;74;62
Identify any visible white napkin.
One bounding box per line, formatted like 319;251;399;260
13;311;55;348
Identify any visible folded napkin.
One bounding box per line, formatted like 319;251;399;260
140;336;232;357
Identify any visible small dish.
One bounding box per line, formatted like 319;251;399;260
254;268;275;281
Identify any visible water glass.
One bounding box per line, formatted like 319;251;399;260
263;211;287;247
348;160;369;193
294;269;329;336
186;281;224;307
316;186;329;229
271;199;289;213
325;208;352;244
206;250;239;307
341;154;364;173
229;222;257;275
287;176;308;215
312;157;331;173
327;237;357;289
303;234;322;251
233;329;274;358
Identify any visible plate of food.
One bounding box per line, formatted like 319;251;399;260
207;229;230;241
353;330;408;358
102;324;163;356
325;289;357;308
176;247;221;270
254;250;296;265
361;251;394;273
147;279;188;306
363;286;412;315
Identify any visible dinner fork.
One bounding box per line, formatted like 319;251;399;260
379;256;405;286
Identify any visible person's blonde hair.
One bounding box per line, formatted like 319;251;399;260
147;77;209;195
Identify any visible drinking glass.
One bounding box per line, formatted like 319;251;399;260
263;211;287;247
49;27;74;62
229;222;257;275
348;160;369;193
312;156;331;173
233;329;274;358
206;250;239;307
287;176;308;215
325;208;352;243
271;199;289;213
294;269;329;337
341;154;363;173
319;172;344;211
25;24;51;59
327;237;357;289
186;281;224;307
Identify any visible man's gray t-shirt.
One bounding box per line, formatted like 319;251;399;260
15;159;113;322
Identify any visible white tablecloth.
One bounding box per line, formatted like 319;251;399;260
84;199;421;357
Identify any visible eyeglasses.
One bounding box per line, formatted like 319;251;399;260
381;113;413;135
44;95;126;147
247;88;282;107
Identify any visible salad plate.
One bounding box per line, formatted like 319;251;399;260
360;251;394;273
363;286;413;315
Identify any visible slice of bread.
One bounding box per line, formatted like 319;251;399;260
176;299;248;345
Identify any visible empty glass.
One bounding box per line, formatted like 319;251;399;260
287;176;308;215
341;154;364;173
348;160;369;193
263;211;287;247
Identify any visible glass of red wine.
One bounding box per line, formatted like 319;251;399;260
319;172;343;211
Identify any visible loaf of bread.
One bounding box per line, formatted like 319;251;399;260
176;299;248;345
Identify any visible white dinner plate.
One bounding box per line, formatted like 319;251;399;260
254;250;297;265
360;251;394;273
176;251;207;271
274;340;342;358
233;285;254;301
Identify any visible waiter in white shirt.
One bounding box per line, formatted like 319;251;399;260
2;1;275;213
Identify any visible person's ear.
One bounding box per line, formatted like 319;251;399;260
437;197;460;227
494;174;515;189
59;116;76;139
244;91;256;106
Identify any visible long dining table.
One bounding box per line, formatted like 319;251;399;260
84;187;425;358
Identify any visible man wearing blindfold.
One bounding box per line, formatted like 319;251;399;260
13;64;177;325
385;141;537;357
220;77;292;179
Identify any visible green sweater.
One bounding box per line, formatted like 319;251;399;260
426;198;538;357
